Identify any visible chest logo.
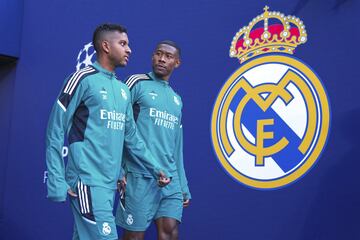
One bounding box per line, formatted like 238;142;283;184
149;91;158;100
211;6;330;190
100;87;108;100
121;88;128;100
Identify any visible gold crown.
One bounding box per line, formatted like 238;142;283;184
230;6;307;64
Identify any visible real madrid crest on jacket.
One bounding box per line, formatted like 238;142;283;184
211;6;330;190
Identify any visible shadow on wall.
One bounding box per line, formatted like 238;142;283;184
301;107;360;240
0;61;17;232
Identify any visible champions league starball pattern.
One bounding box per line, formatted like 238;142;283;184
211;6;330;190
76;42;96;71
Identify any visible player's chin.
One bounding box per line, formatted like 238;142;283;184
118;61;128;67
154;69;167;77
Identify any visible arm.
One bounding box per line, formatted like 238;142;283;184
46;75;86;202
175;122;192;201
123;99;169;180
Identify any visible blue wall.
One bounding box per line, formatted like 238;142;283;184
1;0;360;239
0;0;23;58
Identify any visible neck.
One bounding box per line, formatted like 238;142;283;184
154;72;170;81
97;55;115;72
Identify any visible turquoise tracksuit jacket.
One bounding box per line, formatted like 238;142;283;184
46;62;161;202
123;72;191;199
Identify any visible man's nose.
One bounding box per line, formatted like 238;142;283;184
159;54;166;62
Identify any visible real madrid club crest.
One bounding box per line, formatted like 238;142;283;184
211;6;330;190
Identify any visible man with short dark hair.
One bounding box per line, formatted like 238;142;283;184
46;23;169;240
116;40;191;240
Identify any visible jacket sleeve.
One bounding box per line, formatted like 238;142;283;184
175;117;192;200
45;77;86;202
119;159;126;180
123;96;167;179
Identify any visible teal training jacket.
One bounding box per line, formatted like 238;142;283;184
123;72;191;199
46;62;161;202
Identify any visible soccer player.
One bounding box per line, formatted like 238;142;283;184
46;24;169;240
116;40;191;240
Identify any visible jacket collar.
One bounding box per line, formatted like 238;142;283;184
92;61;116;79
149;71;169;85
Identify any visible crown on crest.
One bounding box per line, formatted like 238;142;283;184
230;6;307;63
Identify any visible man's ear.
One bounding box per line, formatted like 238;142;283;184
175;58;181;68
102;40;110;54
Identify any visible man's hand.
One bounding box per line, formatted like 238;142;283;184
158;171;171;187
183;199;190;207
183;193;190;207
67;188;78;198
117;176;127;193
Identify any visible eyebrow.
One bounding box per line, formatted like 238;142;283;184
155;49;176;56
